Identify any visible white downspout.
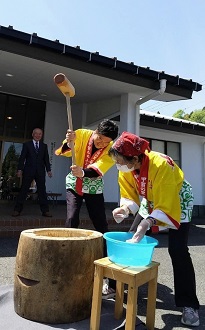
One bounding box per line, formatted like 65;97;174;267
135;79;167;135
136;79;167;106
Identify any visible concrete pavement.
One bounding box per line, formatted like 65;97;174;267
0;202;205;329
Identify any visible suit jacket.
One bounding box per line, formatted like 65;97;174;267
17;141;51;177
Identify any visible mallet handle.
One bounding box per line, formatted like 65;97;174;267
65;94;76;165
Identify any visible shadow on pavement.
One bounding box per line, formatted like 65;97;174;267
0;237;19;257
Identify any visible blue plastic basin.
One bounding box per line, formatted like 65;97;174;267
103;232;158;267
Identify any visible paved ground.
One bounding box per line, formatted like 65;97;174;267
0;202;205;329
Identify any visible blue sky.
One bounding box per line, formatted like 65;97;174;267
1;0;205;116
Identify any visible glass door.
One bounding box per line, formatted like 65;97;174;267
0;141;23;198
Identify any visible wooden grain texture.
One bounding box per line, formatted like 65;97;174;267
14;228;103;323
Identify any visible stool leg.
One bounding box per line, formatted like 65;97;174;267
90;265;104;330
146;269;158;330
114;281;124;319
125;285;138;330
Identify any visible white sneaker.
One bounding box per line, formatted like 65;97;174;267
102;278;109;294
181;307;199;327
102;278;116;300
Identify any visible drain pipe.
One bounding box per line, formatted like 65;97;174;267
135;79;167;135
136;79;167;106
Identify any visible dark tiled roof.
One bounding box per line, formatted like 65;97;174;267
140;111;205;136
0;25;202;95
111;111;205;137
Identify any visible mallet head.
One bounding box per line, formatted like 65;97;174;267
54;73;75;97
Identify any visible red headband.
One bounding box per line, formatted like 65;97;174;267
113;132;150;156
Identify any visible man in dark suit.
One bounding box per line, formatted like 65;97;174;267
12;128;52;217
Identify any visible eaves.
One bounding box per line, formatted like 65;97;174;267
0;25;202;101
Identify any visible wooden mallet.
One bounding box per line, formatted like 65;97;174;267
54;73;76;164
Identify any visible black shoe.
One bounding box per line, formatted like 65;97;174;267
42;212;52;217
12;211;21;217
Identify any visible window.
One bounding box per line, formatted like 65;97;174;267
0;93;46;179
167;142;180;166
0;94;7;136
1;142;23;189
26;99;46;138
5;96;27;138
151;140;165;154
144;138;181;167
0;93;46;139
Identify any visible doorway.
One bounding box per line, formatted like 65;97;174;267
0;141;23;199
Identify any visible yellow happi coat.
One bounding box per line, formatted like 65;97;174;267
119;150;184;230
55;129;115;195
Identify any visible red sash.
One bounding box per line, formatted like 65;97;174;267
83;133;105;168
136;155;149;198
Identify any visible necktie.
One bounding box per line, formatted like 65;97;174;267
35;141;39;153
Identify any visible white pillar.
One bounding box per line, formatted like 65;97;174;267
120;93;140;135
135;104;140;136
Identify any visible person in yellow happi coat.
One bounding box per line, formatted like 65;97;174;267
55;120;118;299
55;119;118;233
108;131;200;327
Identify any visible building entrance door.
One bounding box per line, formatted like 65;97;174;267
0;141;23;199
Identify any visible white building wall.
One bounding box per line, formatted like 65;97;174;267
44;101;69;199
181;136;205;205
120;94;140;133
103;166;119;203
140;126;205;205
71;103;84;129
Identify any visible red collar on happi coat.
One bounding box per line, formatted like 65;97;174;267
133;154;149;199
83;133;106;167
133;155;155;219
76;133;106;195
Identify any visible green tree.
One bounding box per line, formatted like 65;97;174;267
189;109;205;124
2;145;20;182
172;109;186;119
173;108;205;124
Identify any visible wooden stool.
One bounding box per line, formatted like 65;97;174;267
90;257;160;330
